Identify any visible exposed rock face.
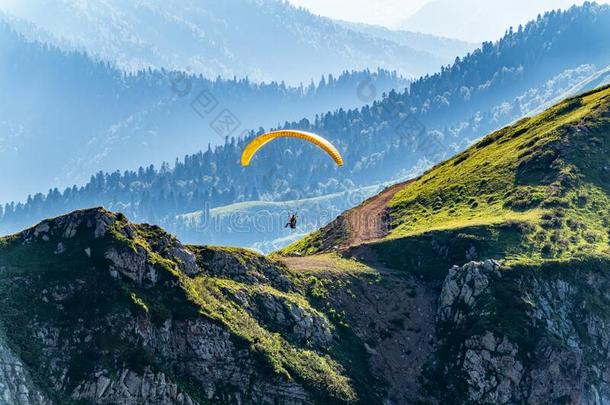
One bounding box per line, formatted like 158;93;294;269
23;208;113;243
250;291;334;348
0;334;50;405
433;259;610;404
461;332;523;404
190;245;294;290
72;369;196;404
105;246;152;284
168;246;199;276
134;317;311;404
438;259;500;324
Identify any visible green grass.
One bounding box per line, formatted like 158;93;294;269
283;85;610;276
383;86;610;270
387;88;609;237
170;269;356;401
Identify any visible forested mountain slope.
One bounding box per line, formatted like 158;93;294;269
335;20;476;61
0;21;407;202
3;3;610;251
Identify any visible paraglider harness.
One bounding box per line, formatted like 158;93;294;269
285;213;297;230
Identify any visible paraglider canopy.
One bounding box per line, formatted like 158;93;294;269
240;130;344;167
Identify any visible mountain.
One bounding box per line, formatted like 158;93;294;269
3;85;610;404
0;207;368;403
335;20;476;61
0;21;408;202
0;0;454;84
3;3;610;252
400;0;601;42
284;84;610;259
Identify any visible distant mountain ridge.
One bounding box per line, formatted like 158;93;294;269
0;20;408;202
334;20;476;61
400;0;594;42
0;0;466;84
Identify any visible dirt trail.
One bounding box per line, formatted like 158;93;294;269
280;255;347;274
279;179;414;271
278;179;431;402
277;179;436;402
344;179;413;247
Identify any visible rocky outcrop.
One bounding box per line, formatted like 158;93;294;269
461;332;523;403
168;246;199;276
251;291;334;348
105;246;154;284
0;208;324;405
72;369;196;405
524;272;610;404
438;259;500;324
0;334;50;405
190;246;293;290
23;207;115;244
433;259;610;404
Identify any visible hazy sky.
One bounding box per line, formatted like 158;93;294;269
288;0;610;41
2;0;609;42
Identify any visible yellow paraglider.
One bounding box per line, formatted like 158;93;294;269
240;130;343;167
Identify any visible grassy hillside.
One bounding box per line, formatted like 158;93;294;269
284;85;610;279
387;84;610;253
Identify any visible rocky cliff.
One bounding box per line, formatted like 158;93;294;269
0;208;357;404
433;258;610;403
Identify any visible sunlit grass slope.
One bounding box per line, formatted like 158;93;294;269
387;85;610;255
284;85;610;277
